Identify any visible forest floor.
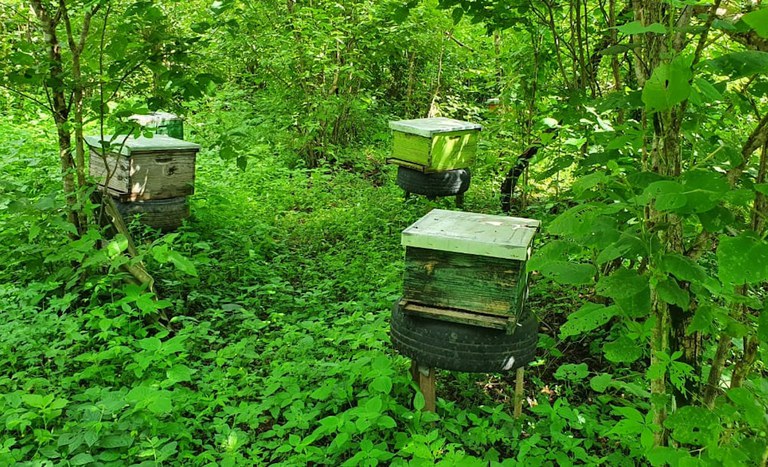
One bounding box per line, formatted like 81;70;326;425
0;119;639;465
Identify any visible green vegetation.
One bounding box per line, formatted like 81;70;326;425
1;0;767;465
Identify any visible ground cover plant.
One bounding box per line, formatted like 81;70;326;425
1;0;768;465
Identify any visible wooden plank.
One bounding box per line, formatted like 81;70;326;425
89;148;130;194
400;300;510;329
392;131;430;167
386;157;428;172
404;247;525;316
127;152;196;200
514;367;525;419
402;209;540;261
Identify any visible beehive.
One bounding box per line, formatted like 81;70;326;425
388;118;482;173
87;135;200;202
401;209;540;329
129;112;185;139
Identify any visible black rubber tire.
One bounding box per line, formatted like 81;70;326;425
390;300;538;373
395;166;471;197
116;197;190;232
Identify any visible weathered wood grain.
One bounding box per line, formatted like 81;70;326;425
403;247;528;317
399;299;510;329
88;148;197;201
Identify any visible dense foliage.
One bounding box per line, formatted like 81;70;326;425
1;0;767;465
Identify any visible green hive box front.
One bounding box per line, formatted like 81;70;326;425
400;209;540;329
130;112;185;139
388;118;481;173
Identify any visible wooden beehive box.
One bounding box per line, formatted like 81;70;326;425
388;118;482;173
401;209;540;329
87;135;200;202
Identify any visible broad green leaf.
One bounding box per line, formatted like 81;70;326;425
598;268;651;317
148;394;172;414
679;170;728;213
688;304;727;335
604;336;643;363
571;171;608;195
22;393;53;409
528;240;580;271
698;206;735;233
612;406;644;423
413;392;425;411
615;21;666;35
717;233;768;285
693;77;722;102
560;303;619;338
166;364;193;383
369;376;393;394
590;373;613;393
378;415;397;429
642;57;692;112
646;447;693;466
727;387;766;428
137;337;162;351
539;261;596;285
554;363;589;381
742;9;768;38
597;232;647;265
597;268;647;299
70;453;95;466
659;254;708;284
451;7;464;24
166;251;198;277
705;51;768;78
656;278;690;310
642;181;686;211
665;406;721;445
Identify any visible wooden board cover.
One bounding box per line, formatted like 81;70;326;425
402;209;540;260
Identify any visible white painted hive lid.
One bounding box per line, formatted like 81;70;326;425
85;134;200;155
389;117;482;138
402;209;540;260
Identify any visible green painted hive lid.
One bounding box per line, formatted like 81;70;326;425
85;134;200;156
389;118;482;138
402;209;540;260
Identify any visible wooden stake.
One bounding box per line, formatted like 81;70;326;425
418;365;437;412
410;360;436;412
513;367;525;419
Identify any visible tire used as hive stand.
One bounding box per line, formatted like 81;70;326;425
116;197;190;232
395;166;471;199
391;299;538;373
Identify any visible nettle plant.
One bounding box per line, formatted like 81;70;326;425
529;12;768;465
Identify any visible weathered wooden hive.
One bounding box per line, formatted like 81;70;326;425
400;209;540;330
388;118;482;173
87;135;200;202
129;112;185;139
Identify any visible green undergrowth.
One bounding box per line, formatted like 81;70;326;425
1;119;649;465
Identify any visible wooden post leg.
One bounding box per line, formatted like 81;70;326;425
410;360;436;412
418;364;436;412
513;367;525;419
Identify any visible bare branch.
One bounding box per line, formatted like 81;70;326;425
0;83;50;110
